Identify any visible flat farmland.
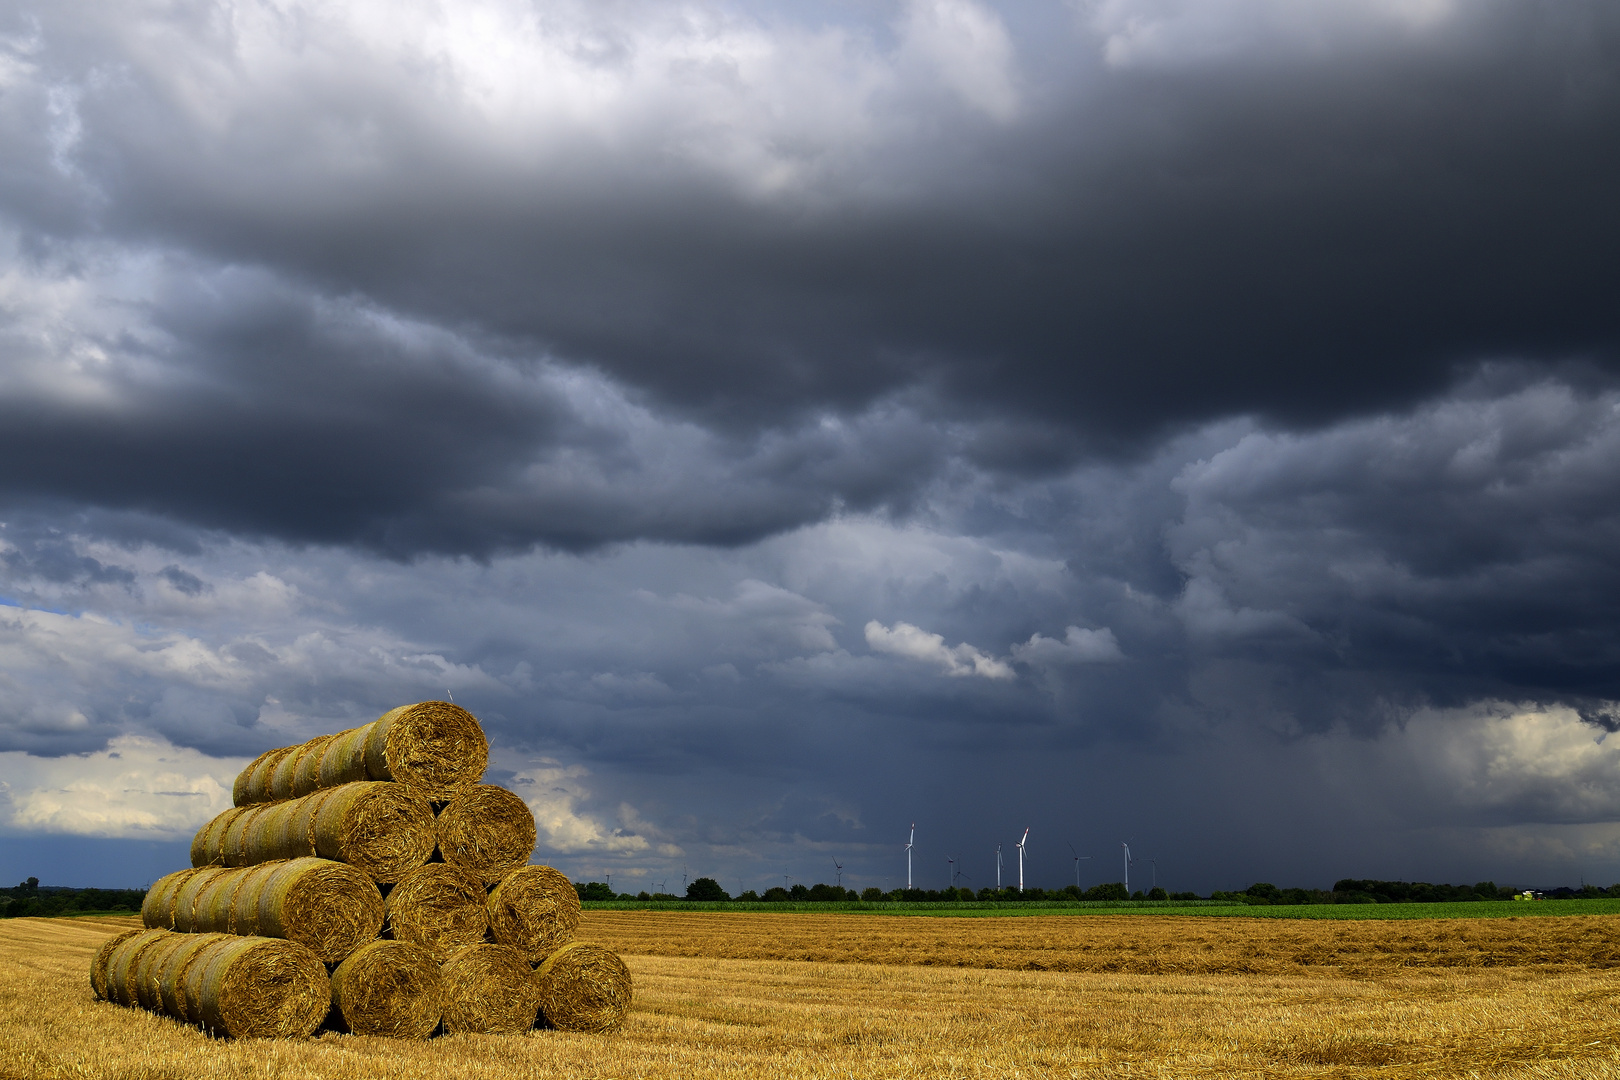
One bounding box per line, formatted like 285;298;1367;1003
4;913;1620;1079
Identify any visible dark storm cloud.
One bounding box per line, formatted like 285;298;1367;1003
0;0;1612;536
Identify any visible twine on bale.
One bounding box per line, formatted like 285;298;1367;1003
486;865;581;962
441;944;540;1035
155;932;230;1023
383;863;488;961
90;928;147;1000
232;747;280;806
192;782;435;882
436;784;537;884
290;734;336;797
172;868;230;932
534;942;633;1033
133;932;198;1013
329;940;443;1039
142;867;205;929
230;702;489;805
239;746;297;806
103;928;169;1006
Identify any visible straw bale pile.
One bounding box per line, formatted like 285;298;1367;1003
95;701;632;1041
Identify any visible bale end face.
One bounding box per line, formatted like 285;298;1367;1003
486;864;581;963
441;944;541;1035
314;781;436;883
384;863;488;961
329;940;443;1039
364;701;489;798
436;784;537;884
534;942;633;1033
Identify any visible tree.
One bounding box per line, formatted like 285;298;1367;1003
686;877;730;901
861;887;886;901
1147;886;1168;901
575;881;615;901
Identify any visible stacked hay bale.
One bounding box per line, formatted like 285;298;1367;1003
93;701;632;1039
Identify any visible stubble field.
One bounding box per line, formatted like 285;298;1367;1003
4;911;1620;1079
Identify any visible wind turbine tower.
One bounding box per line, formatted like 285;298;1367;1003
833;858;844;889
1122;843;1132;895
1015;828;1030;892
1068;842;1091;889
995;845;1003;889
905;823;915;890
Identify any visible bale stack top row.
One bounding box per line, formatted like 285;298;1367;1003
92;701;631;1040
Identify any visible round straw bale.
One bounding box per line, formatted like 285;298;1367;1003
182;935;331;1039
241;800;296;862
441;943;541;1034
437;785;537;884
142;868;202;929
105;928;169;1007
157;932;232;1023
384;863;487;960
363;702;488;798
233;747;280;806
226;861;287;936
534;942;632;1033
255;857;383;963
267;744;306;802
172;867;231;932
329;940;443;1038
312;781;436;882
133;932;196;1012
221;803;279;867
278;788;337;859
317;726;372;790
291;734;336;797
193;867;251;932
240;745;297;805
91;928;148;1000
191;806;250;867
486;865;580;962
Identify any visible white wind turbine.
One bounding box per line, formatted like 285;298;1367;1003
1015;828;1030;892
905;823;915;890
1068;841;1092;889
1122;843;1133;895
995;844;1003;889
833;858;844;889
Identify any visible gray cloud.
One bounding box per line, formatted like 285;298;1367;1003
1;0;1619;892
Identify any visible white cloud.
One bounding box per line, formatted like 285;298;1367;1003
864;619;1014;679
898;0;1021;121
1012;625;1124;667
511;759;681;857
0;734;241;838
1088;0;1459;68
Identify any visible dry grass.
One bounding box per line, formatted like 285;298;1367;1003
576;909;1620;975
6;914;1620;1079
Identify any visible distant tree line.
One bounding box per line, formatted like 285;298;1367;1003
574;876;1620;904
0;877;145;918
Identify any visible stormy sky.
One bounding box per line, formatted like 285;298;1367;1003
1;0;1618;894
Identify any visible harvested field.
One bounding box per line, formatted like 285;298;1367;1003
578;908;1620;974
7;914;1620;1079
